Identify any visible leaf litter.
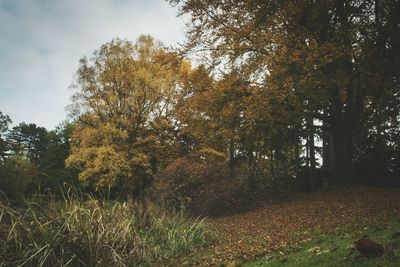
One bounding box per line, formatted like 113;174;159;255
185;186;400;266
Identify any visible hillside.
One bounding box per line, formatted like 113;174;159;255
183;186;400;266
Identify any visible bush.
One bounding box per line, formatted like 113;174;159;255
155;158;208;210
156;157;297;215
0;156;39;200
0;194;215;266
156;158;251;215
193;169;250;215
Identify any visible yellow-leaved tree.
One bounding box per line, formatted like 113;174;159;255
66;35;188;198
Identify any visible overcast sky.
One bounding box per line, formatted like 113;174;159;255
0;0;186;130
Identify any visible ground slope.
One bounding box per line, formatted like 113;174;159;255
182;186;400;266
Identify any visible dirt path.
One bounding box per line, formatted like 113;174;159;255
186;186;400;266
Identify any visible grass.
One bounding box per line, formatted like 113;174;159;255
246;220;400;267
2;186;399;266
0;191;215;266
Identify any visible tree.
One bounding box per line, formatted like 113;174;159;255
0;111;12;161
40;121;77;189
7;123;49;165
174;65;296;193
66;35;188;197
169;0;400;184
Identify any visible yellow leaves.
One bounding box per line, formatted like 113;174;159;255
78;146;130;189
73;35;185;131
68;35;192;193
179;60;192;77
67;121;143;190
197;146;227;162
67;117;160;190
71;123;128;148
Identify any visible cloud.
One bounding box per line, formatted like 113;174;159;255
0;0;185;129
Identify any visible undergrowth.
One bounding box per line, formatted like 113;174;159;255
0;191;215;266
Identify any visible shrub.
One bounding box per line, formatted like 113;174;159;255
155;158;208;210
192;169;250;216
156;158;251;215
0;155;39;200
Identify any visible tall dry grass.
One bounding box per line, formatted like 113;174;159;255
0;191;215;266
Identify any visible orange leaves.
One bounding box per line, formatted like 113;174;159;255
190;186;400;265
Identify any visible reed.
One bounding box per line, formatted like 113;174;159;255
0;192;215;266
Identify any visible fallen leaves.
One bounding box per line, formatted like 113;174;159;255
189;186;400;265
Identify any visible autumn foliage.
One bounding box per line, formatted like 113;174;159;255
1;1;399;218
1;1;400;266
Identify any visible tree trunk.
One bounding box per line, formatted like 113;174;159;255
330;97;360;184
328;0;363;184
293;124;301;177
228;139;235;170
322;117;332;190
331;127;354;184
270;148;274;176
307;117;317;190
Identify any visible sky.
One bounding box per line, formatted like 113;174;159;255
0;0;186;130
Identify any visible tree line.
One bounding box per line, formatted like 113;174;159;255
0;113;75;200
1;0;399;213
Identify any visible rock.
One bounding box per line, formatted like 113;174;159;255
355;236;384;258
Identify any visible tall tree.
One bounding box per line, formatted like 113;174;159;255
67;36;188;197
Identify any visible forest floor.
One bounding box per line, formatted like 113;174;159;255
179;186;400;266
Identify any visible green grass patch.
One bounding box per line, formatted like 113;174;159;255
246;220;400;267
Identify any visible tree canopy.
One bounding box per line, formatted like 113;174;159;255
170;0;400;184
66;35;192;196
1;1;399;206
